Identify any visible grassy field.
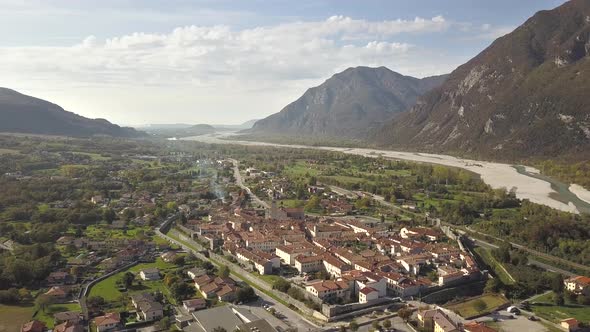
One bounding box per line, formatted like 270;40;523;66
0;304;36;332
531;291;590;323
446;293;510;319
283;162;321;178
33;303;81;328
88;258;180;307
84;225;151;240
72;151;111;160
474;247;515;285
0;148;20;155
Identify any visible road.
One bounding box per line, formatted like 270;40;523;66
229;158;269;209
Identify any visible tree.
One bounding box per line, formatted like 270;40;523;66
305;195;321;212
339;325;348;332
157;317;171;330
170;282;194;301
382;319;391;329
173;255;186;266
35;294;52;313
120;271;135;288
577;294;590;305
103;208;116;224
217;265;230;278
87;296;105;312
236;286;257;303
550;274;564;293
398;307;412;322
371;321;381;330
349;320;359;332
213;327;227;332
273;278;291;293
473;299;488;313
484;278;501;293
553;292;565;306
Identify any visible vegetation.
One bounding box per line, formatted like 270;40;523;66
445;294;509;319
531;291;590;324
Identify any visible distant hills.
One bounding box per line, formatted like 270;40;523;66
0;88;144;138
143;123;216;138
375;0;590;160
249;66;447;140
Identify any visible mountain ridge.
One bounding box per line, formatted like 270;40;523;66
0;88;145;138
249;66;448;140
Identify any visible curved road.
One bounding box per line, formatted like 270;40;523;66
229;158;269;209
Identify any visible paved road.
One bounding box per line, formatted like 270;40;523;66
229;158;269;209
527;258;576;277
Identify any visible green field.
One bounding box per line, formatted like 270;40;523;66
0;148;20;155
33;303;81;328
531;291;590;323
0;304;36;332
474;247;515;285
283;162;321;177
88;258;180;308
84;225;151;240
446;293;510;319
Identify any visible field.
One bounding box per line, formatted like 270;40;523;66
88;258;180;308
33;303;81;328
0;304;35;332
531;291;590;323
0;148;20;155
474;247;515;285
445;293;510;319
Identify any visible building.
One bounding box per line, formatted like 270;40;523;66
463;321;498;332
237;319;278;332
53;311;83;324
294;255;324;274
139;267;160;281
358;287;379;303
433;311;459;332
276;244;314;265
306;280;350;301
564;276;590;295
21;320;45;332
94;312;121;332
322;254;350;278
183;298;207;312
561;318;580;332
131;293;164;321
53;321;83;332
191;305;244;332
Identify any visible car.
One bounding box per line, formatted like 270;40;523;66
528;316;538;321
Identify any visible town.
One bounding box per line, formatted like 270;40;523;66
0;135;589;332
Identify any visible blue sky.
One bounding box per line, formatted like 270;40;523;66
0;0;566;125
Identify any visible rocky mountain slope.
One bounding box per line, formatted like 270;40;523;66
0;88;144;138
249;66;447;139
376;0;590;160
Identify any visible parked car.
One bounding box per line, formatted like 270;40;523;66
528;316;538;321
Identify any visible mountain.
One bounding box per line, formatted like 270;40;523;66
143;123;216;138
0;88;144;138
376;0;590;160
212;119;259;130
249;67;447;140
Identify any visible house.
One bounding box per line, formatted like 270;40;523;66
53;321;84;332
94;312;121;332
187;267;207;280
183;298;207;312
46;271;73;286
21;320;45;332
131;293;164;321
359;287;379;303
306;280;350;301
561;318;580;332
91;195;104;205
53;311;83;324
417;309;437;330
160;251;177;263
44;286;68;302
433;311;459;332
139;267;160;281
564;276;590;295
463;321;498;332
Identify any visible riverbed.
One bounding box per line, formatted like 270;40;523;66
181;133;590;214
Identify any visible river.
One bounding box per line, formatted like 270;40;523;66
179;132;590;214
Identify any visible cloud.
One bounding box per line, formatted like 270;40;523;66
0;15;475;124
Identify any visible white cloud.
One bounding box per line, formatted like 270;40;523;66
0;15;468;124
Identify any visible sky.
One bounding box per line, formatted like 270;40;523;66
0;0;567;126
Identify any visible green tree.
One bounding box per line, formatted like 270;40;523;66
550;274;564;293
473;299;487;313
382;319;391;329
217;265;230;278
120;271;135;288
398;307;412;322
305;195;321;212
236;286;257;303
273;278;291;293
103;208;116;224
553;292;565;306
349;320;359;332
371;321;380;330
484;278;501;293
35;294;52;313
